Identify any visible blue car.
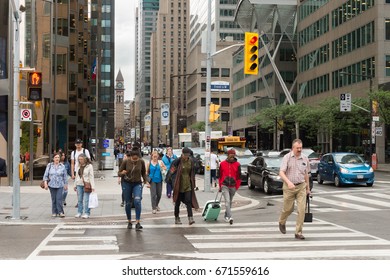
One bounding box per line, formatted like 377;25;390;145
317;153;374;187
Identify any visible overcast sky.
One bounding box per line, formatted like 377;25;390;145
115;0;137;101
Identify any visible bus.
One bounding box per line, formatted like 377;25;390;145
211;136;246;153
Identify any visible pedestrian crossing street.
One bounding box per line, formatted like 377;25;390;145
27;220;390;260
270;190;390;213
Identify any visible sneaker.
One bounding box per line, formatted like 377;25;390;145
135;223;143;231
152;209;157;214
224;217;230;223
51;214;57;218
229;218;234;225
81;214;90;219
74;213;82;218
156;206;160;211
127;222;133;229
59;213;65;218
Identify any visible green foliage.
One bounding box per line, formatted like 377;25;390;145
370;89;390;124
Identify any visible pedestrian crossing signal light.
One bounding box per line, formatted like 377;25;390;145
27;71;42;101
209;103;220;123
244;32;259;75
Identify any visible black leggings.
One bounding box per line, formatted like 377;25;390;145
174;191;193;218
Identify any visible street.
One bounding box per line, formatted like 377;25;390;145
1;171;390;260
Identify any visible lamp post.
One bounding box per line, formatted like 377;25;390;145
254;96;278;150
340;71;374;164
150;96;167;151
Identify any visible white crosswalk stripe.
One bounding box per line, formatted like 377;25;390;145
166;221;390;260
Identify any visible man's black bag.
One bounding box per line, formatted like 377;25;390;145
304;194;313;223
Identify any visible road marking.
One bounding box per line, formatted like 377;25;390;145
365;192;390;200
50;236;117;242
337;194;390;208
312;196;378;211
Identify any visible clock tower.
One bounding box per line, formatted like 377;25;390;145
115;70;125;143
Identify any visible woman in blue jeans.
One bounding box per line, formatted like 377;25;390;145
118;148;149;230
74;154;95;219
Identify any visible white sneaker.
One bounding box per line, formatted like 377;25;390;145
81;214;90;219
75;213;82;218
224;217;230;223
152;209;157;214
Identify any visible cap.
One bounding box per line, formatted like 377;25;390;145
227;149;236;155
182;147;192;155
75;138;83;144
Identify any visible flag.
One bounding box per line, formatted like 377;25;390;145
91;58;97;80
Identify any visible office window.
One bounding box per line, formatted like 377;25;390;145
221;98;230;107
221;68;230;77
386;56;390;76
386;19;390;40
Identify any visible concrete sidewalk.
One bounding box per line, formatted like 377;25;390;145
0;168;258;225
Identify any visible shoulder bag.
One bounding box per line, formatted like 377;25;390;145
81;166;92;193
40;163;52;189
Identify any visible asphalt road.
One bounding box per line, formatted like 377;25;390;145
1;172;390;260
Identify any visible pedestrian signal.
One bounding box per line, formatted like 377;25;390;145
27;71;42;101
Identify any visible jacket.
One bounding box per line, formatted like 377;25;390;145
219;157;242;190
75;163;95;189
118;158;148;184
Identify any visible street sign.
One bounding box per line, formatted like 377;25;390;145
375;127;383;136
21;109;32;122
340;93;351;112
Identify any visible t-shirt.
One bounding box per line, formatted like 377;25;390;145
210;153;219;170
71;148;91;172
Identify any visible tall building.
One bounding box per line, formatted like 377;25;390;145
114;69;125;143
90;0;116;145
150;0;189;147
295;0;390;163
186;0;245;139
135;0;160;144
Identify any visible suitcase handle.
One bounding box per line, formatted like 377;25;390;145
214;190;223;202
306;194;312;213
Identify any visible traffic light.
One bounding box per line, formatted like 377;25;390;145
27;71;42;101
244;32;259;75
209;103;220;123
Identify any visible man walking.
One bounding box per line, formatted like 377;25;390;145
218;149;241;225
278;139;311;240
210;150;219;188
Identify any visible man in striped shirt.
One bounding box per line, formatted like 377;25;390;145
278;139;311;240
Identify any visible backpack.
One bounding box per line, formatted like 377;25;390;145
72;148;86;160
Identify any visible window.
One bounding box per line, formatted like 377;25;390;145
386;19;390;40
221;98;230;107
221;68;230;77
386;56;390;76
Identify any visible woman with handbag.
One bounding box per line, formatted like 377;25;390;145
118;147;149;230
146;151;167;214
42;153;68;218
74;153;95;219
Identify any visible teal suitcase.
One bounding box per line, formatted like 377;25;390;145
202;192;222;221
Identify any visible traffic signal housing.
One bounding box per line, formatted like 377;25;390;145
244;32;259;75
27;71;42;101
209;103;220;123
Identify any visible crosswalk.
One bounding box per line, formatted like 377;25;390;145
270;191;390;213
166;221;390;259
28;220;390;260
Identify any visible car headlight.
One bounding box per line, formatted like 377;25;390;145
340;167;349;174
269;174;281;180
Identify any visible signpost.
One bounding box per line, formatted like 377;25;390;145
340;93;351;112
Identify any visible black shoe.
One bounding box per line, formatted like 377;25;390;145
279;223;286;234
121;202;124;207
127;222;132;229
135;223;143;231
195;187;199;191
295;233;305;240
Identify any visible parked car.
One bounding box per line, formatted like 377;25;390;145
317;152;374;187
280;148;320;179
23;155;50;180
237;156;255;185
247;155;313;194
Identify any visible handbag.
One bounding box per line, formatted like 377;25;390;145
40;163;52;189
304;194;313;223
81;168;92;193
88;192;98;208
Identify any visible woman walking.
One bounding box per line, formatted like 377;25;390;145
74;153;95;219
146;151;167;214
42;153;68;218
118;147;149;230
162;147;177;198
60;152;71;206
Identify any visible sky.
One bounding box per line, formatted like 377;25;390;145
115;0;137;101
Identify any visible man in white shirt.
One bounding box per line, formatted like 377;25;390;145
210;151;219;188
71;138;91;179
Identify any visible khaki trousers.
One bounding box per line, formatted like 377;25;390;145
279;182;307;235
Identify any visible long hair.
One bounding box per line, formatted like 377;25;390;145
77;153;91;165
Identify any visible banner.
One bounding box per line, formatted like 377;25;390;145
144;112;151;132
161;103;170;126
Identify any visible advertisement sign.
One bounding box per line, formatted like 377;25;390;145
161;103;170;126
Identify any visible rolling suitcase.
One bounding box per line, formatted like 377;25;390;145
304;194;313;223
202;192;223;221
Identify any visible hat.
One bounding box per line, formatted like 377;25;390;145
182;147;192;155
75;138;83;144
227;149;236;155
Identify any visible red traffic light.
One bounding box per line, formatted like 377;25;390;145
249;36;258;45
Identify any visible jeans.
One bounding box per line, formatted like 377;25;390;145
122;181;143;221
221;185;236;219
174;191;193;218
62;189;68;204
150;181;162;210
76;185;91;215
49;187;64;215
166;182;173;197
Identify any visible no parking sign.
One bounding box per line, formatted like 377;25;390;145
21;109;32;122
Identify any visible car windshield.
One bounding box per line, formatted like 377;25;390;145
264;157;282;168
237;156;255;166
335;154;365;164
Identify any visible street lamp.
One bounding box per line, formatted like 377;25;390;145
340;71;374;164
254;96;278;150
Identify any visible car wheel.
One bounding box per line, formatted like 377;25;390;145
317;173;323;184
367;182;373;187
263;179;272;194
247;176;255;190
334;175;342;187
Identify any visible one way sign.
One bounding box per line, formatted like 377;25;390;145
340;93;351;112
